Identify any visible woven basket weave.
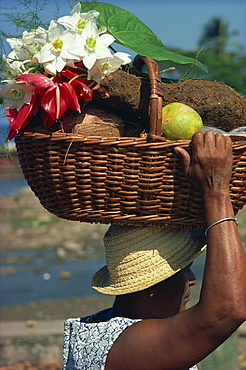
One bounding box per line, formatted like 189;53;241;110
15;56;246;228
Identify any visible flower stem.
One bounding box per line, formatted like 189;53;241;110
68;74;87;83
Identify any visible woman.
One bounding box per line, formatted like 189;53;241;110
63;131;246;370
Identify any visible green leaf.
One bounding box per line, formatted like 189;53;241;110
81;2;208;73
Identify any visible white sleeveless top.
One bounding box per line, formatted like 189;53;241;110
63;309;198;370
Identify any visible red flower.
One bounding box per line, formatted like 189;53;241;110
60;68;94;102
4;62;99;140
41;82;81;128
5;72;87;139
6;95;42;140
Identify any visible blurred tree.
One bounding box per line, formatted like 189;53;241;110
198;17;237;57
163;17;246;96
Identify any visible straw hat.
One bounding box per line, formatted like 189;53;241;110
92;225;206;295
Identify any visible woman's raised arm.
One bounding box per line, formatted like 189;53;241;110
105;131;246;370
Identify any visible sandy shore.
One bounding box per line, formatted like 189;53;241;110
0;295;114;322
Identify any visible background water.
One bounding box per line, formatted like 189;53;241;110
0;177;28;196
0;249;106;307
0;245;206;307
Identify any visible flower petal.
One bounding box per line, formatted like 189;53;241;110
41;86;57;120
16;74;55;89
52;82;79;119
6;109;18;140
38;44;56;63
70;2;81;16
98;33;115;47
69;79;93;102
33;30;48;46
47;20;63;41
41;82;80;126
41;111;56;128
14;95;40;131
42;61;58;75
58;3;81;29
6;95;41;139
54;55;67;73
0;79;35;111
58;82;80;114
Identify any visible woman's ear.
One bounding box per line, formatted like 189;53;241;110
148;288;154;298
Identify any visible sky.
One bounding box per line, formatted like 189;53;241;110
1;0;245;52
1;0;245;139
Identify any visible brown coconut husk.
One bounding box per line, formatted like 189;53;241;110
93;70;246;132
59;101;143;137
59;102;124;137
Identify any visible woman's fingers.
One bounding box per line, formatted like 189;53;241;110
174;131;233;191
174;146;191;177
191;131;205;152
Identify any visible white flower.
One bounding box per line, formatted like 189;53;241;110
1;54;43;79
58;3;99;34
34;20;81;74
68;20;114;70
87;52;132;82
2;28;46;77
0;80;35;110
6;38;28;61
22;27;45;50
6;28;44;62
1;55;25;79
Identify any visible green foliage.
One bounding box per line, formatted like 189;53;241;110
161;17;246;96
197;17;246;95
81;2;207;72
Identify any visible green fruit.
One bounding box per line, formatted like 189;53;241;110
161;102;203;140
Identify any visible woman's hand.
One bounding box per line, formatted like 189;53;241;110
174;131;233;196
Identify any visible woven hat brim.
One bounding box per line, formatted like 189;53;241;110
92;226;206;295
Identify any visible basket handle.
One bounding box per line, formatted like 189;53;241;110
132;55;164;141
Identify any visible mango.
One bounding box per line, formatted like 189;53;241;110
161;102;203;140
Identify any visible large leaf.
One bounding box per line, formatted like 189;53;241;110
81;2;208;73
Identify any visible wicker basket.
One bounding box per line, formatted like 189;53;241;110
15;56;246;228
